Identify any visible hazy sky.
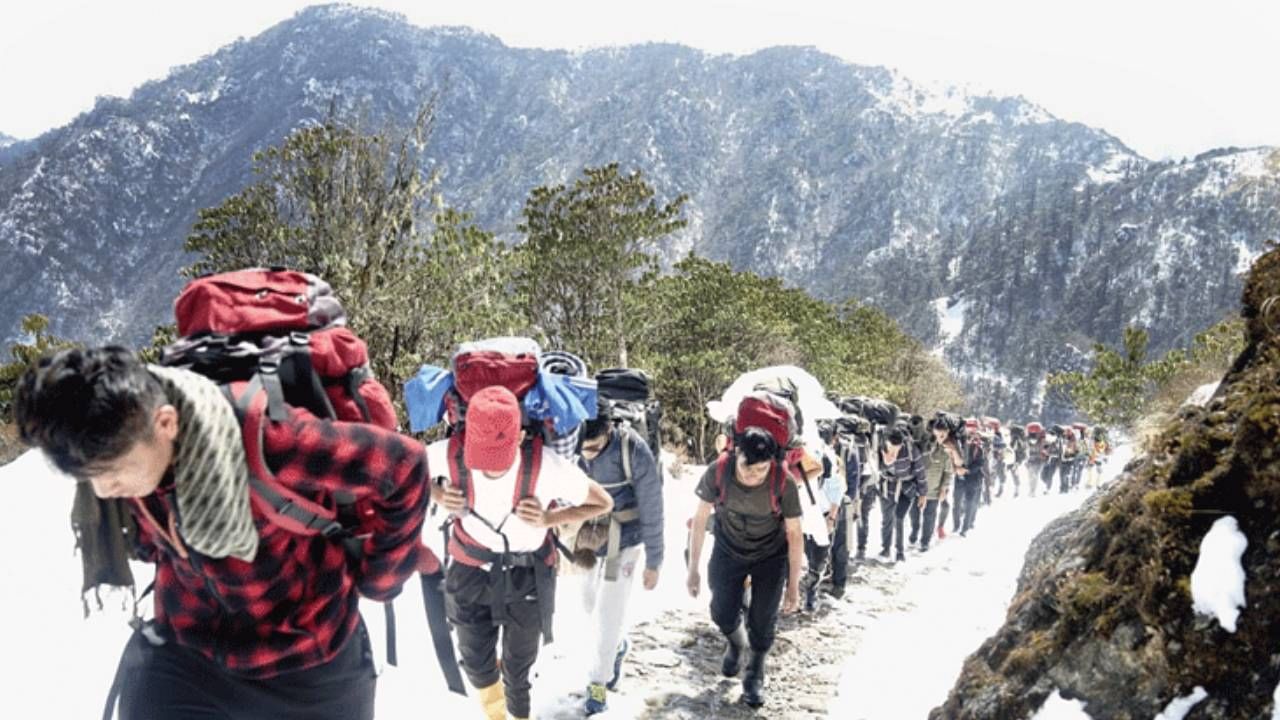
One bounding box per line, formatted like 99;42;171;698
1;0;1275;160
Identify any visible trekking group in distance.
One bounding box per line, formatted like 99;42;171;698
12;268;1111;719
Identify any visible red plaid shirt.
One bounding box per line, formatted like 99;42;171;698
131;409;429;678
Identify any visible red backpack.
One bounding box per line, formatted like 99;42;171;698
443;337;542;434
161;269;401;550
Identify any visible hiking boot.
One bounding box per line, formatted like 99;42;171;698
585;683;608;715
475;682;506;720
908;532;918;544
830;584;845;599
855;547;866;561
919;542;930;552
742;650;768;707
895;550;906;563
878;548;891;560
722;624;748;677
606;638;629;690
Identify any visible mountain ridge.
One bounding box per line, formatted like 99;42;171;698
1;3;1275;418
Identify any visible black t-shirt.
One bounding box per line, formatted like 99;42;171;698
696;462;801;562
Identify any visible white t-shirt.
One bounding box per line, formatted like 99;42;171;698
425;438;592;554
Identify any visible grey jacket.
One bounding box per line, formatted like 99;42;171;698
580;427;665;570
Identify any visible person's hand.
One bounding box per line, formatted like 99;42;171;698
643;568;659;591
939;489;949;504
440;485;467;514
917;495;927;510
783;588;801;614
514;497;550;528
686;570;701;598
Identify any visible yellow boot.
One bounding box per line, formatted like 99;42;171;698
475;682;506;720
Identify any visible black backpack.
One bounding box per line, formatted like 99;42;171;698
934;411;966;438
859;397;900;427
595;368;662;463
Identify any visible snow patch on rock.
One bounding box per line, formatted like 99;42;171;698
1190;516;1248;632
1154;686;1208;720
1032;690;1091;719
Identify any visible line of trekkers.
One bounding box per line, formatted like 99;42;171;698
680;376;1113;708
11;268;1110;719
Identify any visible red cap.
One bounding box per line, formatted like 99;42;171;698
464;386;522;473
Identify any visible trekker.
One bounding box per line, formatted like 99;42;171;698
1008;425;1028;498
1086;431;1110;489
852;426;881;561
913;418;959;551
876;427;926;563
15;346;432;720
953;424;986;536
991;425;1009;498
828;417;865;597
799;426;847;611
1039;427;1061;495
432;386;614;720
575;411;664;715
1058;428;1078;494
686;398;804;708
1025;423;1046;498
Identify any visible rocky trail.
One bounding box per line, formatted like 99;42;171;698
531;467;1119;720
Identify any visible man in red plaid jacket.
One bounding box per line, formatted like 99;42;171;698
15;346;439;719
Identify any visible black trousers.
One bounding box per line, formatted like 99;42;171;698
803;535;831;596
708;545;789;652
915;498;940;548
830;501;853;588
446;562;549;719
938;499;951;530
854;489;878;552
879;491;914;555
116;620;375;720
955;479;982;533
1042;460;1059;493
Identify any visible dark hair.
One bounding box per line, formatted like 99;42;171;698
14;346;164;478
580;413;612;441
883;427;907;447
735;427;781;465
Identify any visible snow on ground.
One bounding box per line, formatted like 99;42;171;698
1184;381;1220;408
1;443;1133;719
933;296;967;348
1274;676;1280;720
829;444;1131;720
1031;690;1091;719
1190;515;1248;633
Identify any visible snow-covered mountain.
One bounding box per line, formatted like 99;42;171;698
0;132;17;149
1;4;1276;417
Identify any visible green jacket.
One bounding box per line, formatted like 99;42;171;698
923;442;955;499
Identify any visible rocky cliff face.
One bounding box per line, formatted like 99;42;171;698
1;5;1276;417
932;245;1280;718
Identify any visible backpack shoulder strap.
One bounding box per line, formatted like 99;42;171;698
447;432;472;509
223;378;342;537
713;452;733;506
771;463;787;517
620;430;634;488
514;436;543;506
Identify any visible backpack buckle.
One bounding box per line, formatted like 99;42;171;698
288;331;310;347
